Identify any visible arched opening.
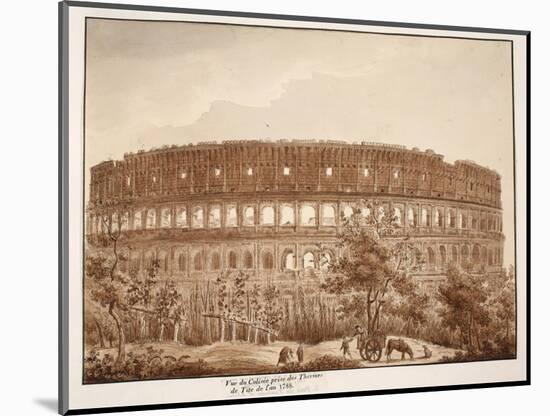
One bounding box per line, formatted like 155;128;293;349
320;252;332;271
280;205;295;226
282;250;295;270
120;212;128;231
228;251;237;269
144;251;155;270
439;246;446;266
161;208;171;228
427;247;435;266
435;208;443;227
452;246;458;264
482;246;488;264
111;213;119;232
421;207;429;226
192;207;204;228
447;210;456;228
226;206;238;227
322;204;336;226
407;207;416;227
461;245;470;267
342;205;354;220
243;206;255;226
146;209;156;229
393;207;403;227
303;252;315;269
209;206;221;228
300;204;316;226
472;245;480;264
178;253;186;272
262;251;274;269
261;206;275;225
158;251;169;273
211;252;221;270
176;207;187;227
377;206;385;220
488;249;494;266
193;252;203;271
243;251;254;269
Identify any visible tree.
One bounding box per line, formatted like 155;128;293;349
437;266;490;352
261;285;283;343
230;270;249;342
322;202;424;335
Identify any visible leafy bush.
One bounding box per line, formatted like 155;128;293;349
84;347;214;383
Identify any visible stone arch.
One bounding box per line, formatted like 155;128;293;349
161;208;171;228
226;205;238;227
144;249;156;270
435;208;444;227
481;246;488;264
393;206;403;226
243;206;255;226
280;205;295;226
342;205;354;220
176;207;187;228
322;204;336;226
262;251;274;269
452;246;458;264
192;206;204;228
488;248;494;266
120;212;128;231
146;208;156;229
439;245;446;266
158;250;169;273
228;251;238;269
300;204;317;226
177;252;186;272
209;206;221;228
427;247;435;266
243;250;254;269
472;245;481;264
261;205;275;226
407;207;416;227
421;207;430;226
210;251;221;271
447;209;456;228
461;245;470;266
193;252;203;271
320;251;333;271
303;251;315;269
111;213;119;232
281;249;295;270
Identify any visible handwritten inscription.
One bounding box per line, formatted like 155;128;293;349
224;373;323;396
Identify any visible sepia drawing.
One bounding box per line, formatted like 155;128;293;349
83;18;516;384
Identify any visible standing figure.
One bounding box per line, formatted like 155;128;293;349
296;342;304;364
340;337;353;359
353;325;366;351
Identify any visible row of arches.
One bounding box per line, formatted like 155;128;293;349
88;202;502;234
424;244;502;268
125;248;334;275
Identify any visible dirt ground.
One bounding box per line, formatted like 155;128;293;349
92;336;460;375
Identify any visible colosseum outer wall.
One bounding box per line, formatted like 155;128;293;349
86;140;505;293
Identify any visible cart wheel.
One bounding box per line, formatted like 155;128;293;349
365;339;382;362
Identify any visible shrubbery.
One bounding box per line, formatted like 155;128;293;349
84;346;213;383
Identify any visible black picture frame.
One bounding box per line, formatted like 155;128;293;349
59;1;531;414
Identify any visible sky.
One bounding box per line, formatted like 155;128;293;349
85;18;515;265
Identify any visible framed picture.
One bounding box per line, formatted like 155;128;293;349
59;1;530;414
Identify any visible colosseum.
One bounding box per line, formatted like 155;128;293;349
86;140;504;293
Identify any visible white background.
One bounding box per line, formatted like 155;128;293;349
0;0;543;415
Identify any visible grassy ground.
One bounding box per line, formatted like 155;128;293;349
89;336;459;377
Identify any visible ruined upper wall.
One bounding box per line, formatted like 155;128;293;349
89;140;502;209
